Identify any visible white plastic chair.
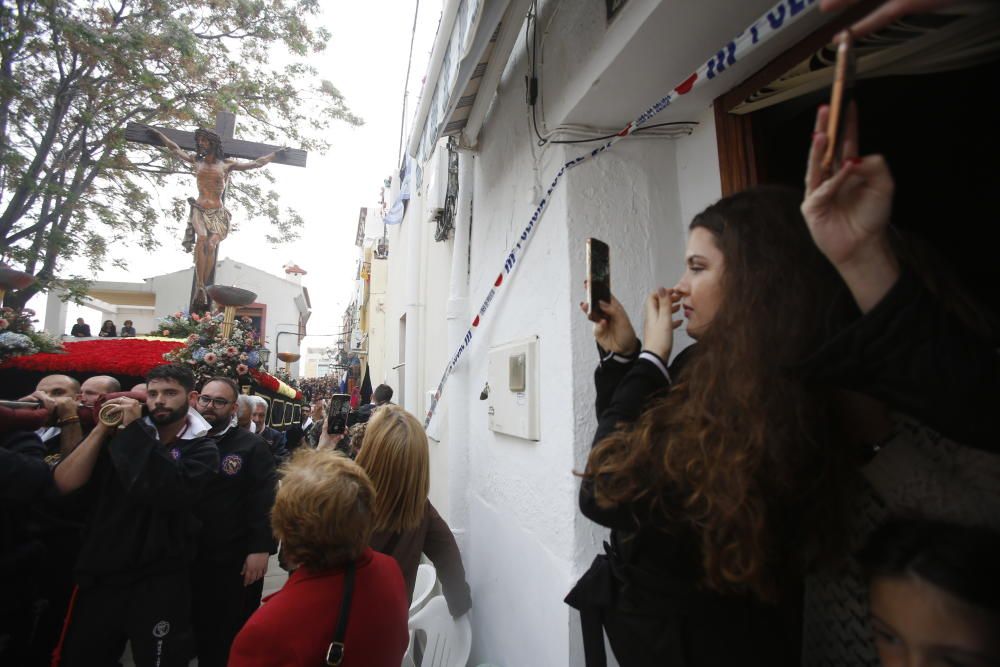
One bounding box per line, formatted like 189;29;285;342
404;596;471;667
410;563;437;614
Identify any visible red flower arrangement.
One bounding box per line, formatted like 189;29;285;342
2;338;300;401
1;338;183;376
250;368;303;401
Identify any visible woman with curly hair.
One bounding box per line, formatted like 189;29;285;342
229;449;409;667
566;186;858;666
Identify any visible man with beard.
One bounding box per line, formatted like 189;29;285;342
191;377;277;667
52;364;218;667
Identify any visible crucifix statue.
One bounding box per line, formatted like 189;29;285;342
125;112;307;312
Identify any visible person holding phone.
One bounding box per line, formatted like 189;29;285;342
567;186;858;667
797;95;1000;663
800;101;998;452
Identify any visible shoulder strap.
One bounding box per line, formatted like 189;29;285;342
325;560;356;666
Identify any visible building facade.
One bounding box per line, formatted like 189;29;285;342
45;258;311;376
363;0;999;663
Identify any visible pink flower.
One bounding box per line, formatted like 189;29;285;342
236;363;249;375
239;353;248;361
226;346;239;357
0;318;8;330
188;334;198;342
191;313;201;321
203;352;217;364
162;329;171;336
174;311;183;318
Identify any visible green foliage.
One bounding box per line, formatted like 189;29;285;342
0;0;361;308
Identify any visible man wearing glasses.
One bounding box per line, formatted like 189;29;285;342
191;377;278;667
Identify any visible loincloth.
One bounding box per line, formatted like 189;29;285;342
182;198;232;252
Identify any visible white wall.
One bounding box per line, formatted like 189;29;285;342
145;260;309;376
216;260;308;377
378;0;755;663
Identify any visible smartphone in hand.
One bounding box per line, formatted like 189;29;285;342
822;30;856;173
586;238;611;322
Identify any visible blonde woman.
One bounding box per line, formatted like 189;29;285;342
229;449;409;667
356;405;472;617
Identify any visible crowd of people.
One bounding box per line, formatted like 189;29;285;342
298;375;342;402
68;318;137;338
3;1;998;665
1;371;471;667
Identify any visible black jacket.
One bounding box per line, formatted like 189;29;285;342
73;420;219;587
567;344;796;667
798;271;998;451
0;432;52;615
259;426;289;463
196;425;277;564
283;422;310;454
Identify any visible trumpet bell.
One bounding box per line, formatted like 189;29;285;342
98;402;124;427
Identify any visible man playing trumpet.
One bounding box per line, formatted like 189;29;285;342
52;364;219;667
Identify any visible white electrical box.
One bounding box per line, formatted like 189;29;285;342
487;336;540;441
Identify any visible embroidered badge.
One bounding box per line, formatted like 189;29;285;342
221;453;243;476
152;620;170;638
169;447;181;460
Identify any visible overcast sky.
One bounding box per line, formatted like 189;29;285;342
29;0;441;360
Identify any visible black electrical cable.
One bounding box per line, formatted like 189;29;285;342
527;0;548;146
547;122;700;144
525;0;698;146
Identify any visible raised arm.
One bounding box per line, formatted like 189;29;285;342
227;147;287;172
147;127;195;164
54;421;114;494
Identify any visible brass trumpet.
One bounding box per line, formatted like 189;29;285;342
98;402;126;427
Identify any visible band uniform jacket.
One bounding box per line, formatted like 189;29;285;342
72;418;219;587
197;424;278;562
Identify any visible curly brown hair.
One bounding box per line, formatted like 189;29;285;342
272;448;375;571
584;186;854;601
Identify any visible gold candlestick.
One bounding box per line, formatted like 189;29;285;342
204;285;257;340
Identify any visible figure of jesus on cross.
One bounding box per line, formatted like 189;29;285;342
146;126;286;310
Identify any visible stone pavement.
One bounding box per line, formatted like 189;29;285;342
121;554;288;666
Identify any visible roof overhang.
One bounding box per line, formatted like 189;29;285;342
407;0;531;164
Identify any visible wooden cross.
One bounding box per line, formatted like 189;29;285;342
125;111;307;167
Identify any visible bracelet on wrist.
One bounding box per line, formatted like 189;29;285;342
57;415;80;426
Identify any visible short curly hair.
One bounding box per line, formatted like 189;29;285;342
272;449;375;571
347;421;369;458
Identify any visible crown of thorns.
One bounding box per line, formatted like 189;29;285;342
194;128;225;159
195;128;222;146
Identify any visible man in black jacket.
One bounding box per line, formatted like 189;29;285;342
248;395;288;463
191;377;277;667
0;430;53;665
53;364;218;667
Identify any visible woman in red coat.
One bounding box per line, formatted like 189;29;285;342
229;449;409;667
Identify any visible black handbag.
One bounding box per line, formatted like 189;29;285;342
325;560;356;666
